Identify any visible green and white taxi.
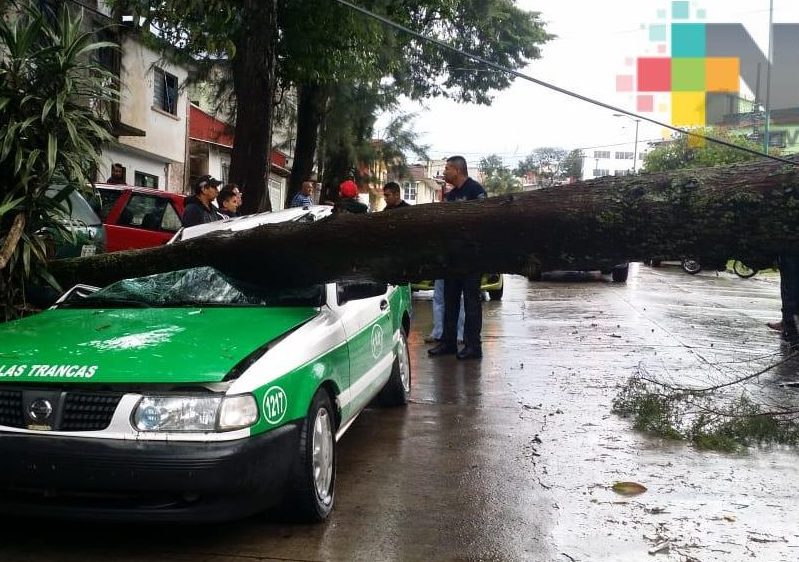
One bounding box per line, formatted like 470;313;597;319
0;211;412;523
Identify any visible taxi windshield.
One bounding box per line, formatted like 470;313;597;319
61;267;324;308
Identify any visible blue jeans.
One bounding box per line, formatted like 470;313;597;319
430;279;463;340
443;275;481;349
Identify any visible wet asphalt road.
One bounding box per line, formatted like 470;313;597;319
2;264;798;561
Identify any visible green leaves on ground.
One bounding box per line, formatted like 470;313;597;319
612;366;799;452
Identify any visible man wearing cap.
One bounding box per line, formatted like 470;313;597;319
335;179;368;214
183;174;223;227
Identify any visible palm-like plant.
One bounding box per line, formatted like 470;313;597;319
0;4;117;320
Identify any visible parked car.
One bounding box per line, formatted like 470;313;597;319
43;185;106;258
411;273;505;300
168;204;333;244
0;207;412;523
27;186;106;308
527;262;630;283
95;183;186;252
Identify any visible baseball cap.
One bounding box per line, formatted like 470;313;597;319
195;174;221;193
339;179;358;198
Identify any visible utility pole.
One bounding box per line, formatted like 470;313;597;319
764;0;774;153
613;113;641;173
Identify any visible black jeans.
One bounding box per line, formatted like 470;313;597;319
442;275;482;349
779;254;799;332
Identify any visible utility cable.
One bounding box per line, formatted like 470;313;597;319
334;0;798;167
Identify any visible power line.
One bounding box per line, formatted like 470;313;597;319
334;0;798;167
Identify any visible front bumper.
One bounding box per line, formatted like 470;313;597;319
0;422;301;522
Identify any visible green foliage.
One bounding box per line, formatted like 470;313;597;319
388;0;554;105
642;128;765;173
514;147;570;186
480;154;521;195
111;1;553;209
613;373;799;452
372;112;429;180
562;149;584;180
0;4;116;320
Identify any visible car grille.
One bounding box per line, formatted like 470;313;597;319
0;388;122;431
61;392;123;431
0;389;25;428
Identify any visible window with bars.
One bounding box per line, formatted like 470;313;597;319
153;67;179;115
402;182;417;201
593;150;611;159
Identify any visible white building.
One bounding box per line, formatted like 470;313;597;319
86;3;190;193
581;142;648;179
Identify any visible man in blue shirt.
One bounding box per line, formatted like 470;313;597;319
290;181;315;208
428;156;487;360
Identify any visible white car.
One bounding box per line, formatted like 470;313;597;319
169;205;334;244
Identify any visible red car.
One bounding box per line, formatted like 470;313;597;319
96;184;186;252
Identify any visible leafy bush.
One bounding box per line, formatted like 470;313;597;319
0;4;117;320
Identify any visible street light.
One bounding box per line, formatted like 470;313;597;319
613;113;641;173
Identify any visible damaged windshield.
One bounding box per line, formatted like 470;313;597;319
61;267;324;308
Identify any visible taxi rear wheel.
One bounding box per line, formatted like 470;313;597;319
285;389;336;522
378;329;411;407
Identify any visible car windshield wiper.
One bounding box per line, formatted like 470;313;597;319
63;296;152;309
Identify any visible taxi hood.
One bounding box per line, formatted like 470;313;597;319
0;307;319;384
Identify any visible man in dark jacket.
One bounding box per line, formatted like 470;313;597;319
383;181;410;209
183;174;222;227
428;156;487;360
216;185;239;218
335;179;368;214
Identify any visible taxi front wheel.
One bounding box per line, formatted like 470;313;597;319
285;389;336;522
378;329;411;407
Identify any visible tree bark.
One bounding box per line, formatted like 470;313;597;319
50;156;799;290
228;0;277;214
286;81;327;206
0;214;25;270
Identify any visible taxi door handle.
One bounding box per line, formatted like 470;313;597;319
380;299;389;311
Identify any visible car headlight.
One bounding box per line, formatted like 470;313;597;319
133;394;258;432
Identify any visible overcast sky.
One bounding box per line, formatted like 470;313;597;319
376;0;799;169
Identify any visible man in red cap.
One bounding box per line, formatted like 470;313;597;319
335;179;368;214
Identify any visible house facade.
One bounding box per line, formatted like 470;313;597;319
101;33;190;193
80;2;190;193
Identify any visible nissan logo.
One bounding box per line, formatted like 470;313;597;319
29;398;53;421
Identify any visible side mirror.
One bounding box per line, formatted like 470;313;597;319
337;281;388;305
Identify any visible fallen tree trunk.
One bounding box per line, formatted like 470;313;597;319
51;155;799;289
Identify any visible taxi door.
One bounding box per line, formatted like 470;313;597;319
329;281;394;422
